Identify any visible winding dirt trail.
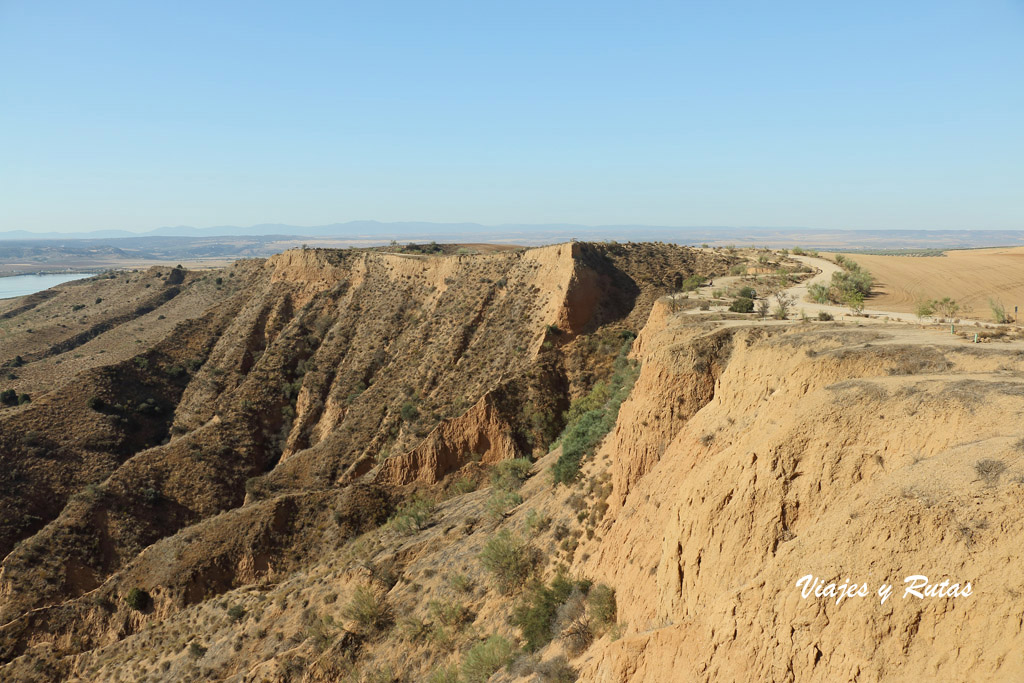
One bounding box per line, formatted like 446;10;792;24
683;254;1023;349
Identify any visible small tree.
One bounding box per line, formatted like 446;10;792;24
915;299;935;321
757;299;770;320
989;298;1009;324
934;297;959;321
772;292;794;320
846;292;865;315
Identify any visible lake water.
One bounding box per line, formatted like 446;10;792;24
0;273;94;299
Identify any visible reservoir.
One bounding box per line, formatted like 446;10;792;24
0;273;94;299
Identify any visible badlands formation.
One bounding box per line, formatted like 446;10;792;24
0;242;1020;682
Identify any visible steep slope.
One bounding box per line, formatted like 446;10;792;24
14;242;1014;682
572;313;1024;682
0;242;737;681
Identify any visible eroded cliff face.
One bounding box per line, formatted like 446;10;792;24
378;392;518;486
6;242;1015;683
574;318;1024;682
0;241;738;681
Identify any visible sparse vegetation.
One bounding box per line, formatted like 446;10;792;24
772;292;794;319
933;297;960;321
989;298;1010;324
915;299;935;320
387;496;435;534
486;490;524;520
479;530;536;594
588;584;617;630
974;459;1007;487
491;458;531;491
552;341;639;485
512;573;591;651
400;399;420;422
342;585;392;634
462;634;516;683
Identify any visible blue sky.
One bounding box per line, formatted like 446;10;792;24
1;0;1022;233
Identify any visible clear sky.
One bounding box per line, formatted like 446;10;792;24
2;0;1022;233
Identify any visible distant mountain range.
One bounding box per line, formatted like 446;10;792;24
2;222;1024;249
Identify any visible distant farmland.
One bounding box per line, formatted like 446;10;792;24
838;246;1024;321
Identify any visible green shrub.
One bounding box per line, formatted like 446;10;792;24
807;283;830;304
915;299;935;319
737;286;756;299
486;490;523;520
17;393;30;405
227;605;247;622
188;642;206;658
934;297;959;320
426;664;461;683
728;297;754;313
0;389;17;406
125;587;151;611
817;311;833;321
447;476;477;497
387;496;435;534
449;574;473;594
552;344;638;485
990;298;1010;324
831;268;873;299
491;458;532;491
680;274;705;291
400;400;420;422
462;634;515;683
342;585;391;633
587;584;617;628
512;574;591;651
479;530;535;594
165;364;186;379
428;599;472;629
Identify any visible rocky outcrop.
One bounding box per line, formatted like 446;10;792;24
377;392;518;486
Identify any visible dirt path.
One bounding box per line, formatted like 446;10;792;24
680;254;1023;348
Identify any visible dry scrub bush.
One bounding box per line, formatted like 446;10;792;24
975;459;1007;487
342;585;391;634
478;530;536;594
462;634;515;683
386;495;435;534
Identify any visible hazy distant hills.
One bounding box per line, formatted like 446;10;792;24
2;221;1024;249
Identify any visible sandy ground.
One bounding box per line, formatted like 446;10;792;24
834;247;1024;321
682;254;1024;351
